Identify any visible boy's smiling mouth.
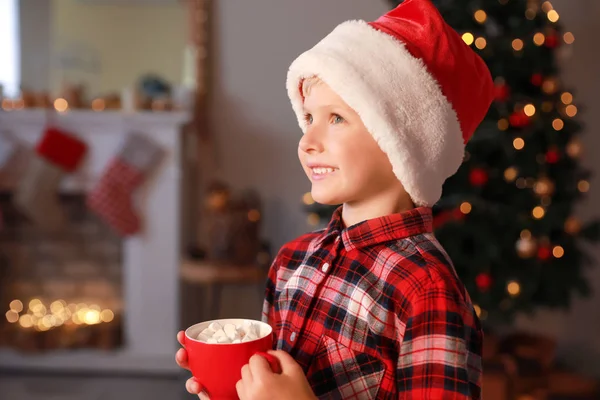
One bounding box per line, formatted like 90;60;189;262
307;163;338;180
312;167;335;175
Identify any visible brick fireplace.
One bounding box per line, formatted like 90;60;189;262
0;191;124;352
0;109;189;374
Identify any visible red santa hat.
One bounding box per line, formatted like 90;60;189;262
287;0;494;207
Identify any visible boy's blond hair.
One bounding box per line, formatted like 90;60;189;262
302;76;324;97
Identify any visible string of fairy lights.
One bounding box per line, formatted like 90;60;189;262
301;0;588;313
5;299;116;332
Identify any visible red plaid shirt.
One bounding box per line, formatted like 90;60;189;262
262;206;482;399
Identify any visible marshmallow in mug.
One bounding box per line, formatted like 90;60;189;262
197;320;262;344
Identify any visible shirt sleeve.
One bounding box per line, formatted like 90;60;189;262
396;277;482;399
261;255;279;328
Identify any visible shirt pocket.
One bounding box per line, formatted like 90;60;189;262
307;335;386;400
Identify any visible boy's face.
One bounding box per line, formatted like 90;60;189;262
298;82;404;207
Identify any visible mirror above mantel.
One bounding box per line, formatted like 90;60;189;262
2;0;209;112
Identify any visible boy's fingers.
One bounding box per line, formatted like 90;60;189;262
186;377;202;394
266;350;300;372
177;331;186;347
176;348;189;369
198;392;210;400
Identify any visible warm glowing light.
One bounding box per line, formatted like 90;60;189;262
512;39;524;51
460;202;472;214
542;1;554;12
100;309;115;323
563;32;575;44
547;10;559;22
84;309;101;325
72;312;83;325
578;180;590;193
19;314;33;328
473;304;482;317
32;303;46;317
475;37;487;50
498;119;509;131
248;209;261;222
565;105;578;117
302;192;314;205
524;104;536;116
520;229;532;240
29;299;42;310
307;213;320;226
462;32;475;45
525;9;537;20
9;300;23;313
507;281;521;296
544;80;559;94
552;119;564;131
54;98;69;112
5;310;18;323
553;246;565;258
561;92;573;104
474;10;487;23
533;33;545;46
50;300;64;314
513;138;525;150
41;315;55;328
37;319;50;331
542;79;558;94
532;206;545;219
565;217;581;234
504;167;518;182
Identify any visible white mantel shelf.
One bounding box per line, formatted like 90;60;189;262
0;108;191;375
0;109;190;191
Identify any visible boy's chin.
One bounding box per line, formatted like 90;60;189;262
310;189;344;206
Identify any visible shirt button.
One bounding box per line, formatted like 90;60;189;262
321;263;330;273
290;332;297;342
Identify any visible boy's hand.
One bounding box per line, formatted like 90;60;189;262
236;350;316;400
176;331;210;400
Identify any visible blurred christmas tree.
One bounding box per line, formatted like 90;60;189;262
302;0;599;324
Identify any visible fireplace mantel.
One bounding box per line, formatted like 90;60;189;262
0;109;191;374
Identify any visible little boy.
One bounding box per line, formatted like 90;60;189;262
177;0;493;398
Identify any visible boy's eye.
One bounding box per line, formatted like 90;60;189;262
332;114;345;124
304;113;313;125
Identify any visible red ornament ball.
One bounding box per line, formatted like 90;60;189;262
476;273;493;292
545;34;559;49
509;110;531;128
469;168;489;186
531;73;544;86
545;149;561;164
537;245;552;261
494;84;510;102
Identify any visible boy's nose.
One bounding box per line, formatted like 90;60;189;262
299;126;324;154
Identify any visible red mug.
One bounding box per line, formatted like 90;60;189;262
184;318;281;399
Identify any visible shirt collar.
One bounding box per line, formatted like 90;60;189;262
317;206;433;251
